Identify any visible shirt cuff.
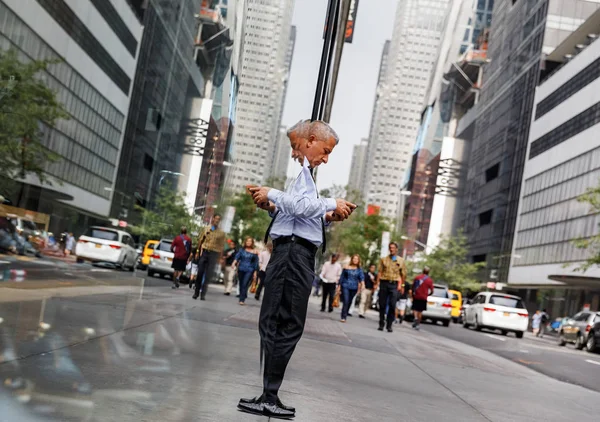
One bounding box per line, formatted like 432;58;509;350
267;188;283;203
325;198;337;212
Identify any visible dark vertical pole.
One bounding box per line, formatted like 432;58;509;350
312;0;340;121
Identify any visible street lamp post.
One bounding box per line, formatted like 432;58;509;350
401;235;433;256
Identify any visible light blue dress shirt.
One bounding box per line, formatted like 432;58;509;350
267;158;337;246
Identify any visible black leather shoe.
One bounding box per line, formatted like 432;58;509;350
237;400;264;415
378;326;384;331
263;402;295;419
387;327;393;333
192;294;199;300
359;315;365;319
239;396;295;413
200;297;206;301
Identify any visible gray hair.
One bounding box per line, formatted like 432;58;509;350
309;120;340;144
287;119;311;139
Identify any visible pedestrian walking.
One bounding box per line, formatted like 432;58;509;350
232;237;259;305
255;242;272;300
170;226;191;289
396;277;412;324
532;310;542;336
192;214;226;300
359;264;376;318
188;247;199;289
338;254;364;323
376;242;407;333
539;308;549;338
65;232;75;256
411;266;434;330
223;240;239;295
238;121;355;418
319;254;342;312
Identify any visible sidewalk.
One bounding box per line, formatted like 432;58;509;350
1;281;599;421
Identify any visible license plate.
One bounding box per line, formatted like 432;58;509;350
428;301;435;305
95;244;102;249
503;312;510;317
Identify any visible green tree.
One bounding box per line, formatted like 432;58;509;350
226;190;271;244
420;232;484;292
0;49;69;203
130;185;199;242
570;183;600;271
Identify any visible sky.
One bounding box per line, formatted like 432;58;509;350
281;0;398;190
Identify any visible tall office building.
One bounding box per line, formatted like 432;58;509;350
270;127;292;187
509;12;600;314
112;0;204;222
461;0;600;283
347;139;368;192
362;0;450;218
0;0;142;234
227;0;295;192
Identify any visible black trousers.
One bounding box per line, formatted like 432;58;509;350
255;270;266;300
321;283;337;311
379;281;397;329
194;250;219;299
259;241;315;404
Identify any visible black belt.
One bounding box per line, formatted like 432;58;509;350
273;235;318;254
381;279;397;283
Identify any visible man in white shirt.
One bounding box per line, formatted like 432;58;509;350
320;254;342;312
254;242;272;300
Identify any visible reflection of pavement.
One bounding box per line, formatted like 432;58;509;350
0;280;599;421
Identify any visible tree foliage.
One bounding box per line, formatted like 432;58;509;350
419;232;484;292
570;184;600;271
226;190;271;244
129;186;199;242
0;49;69;184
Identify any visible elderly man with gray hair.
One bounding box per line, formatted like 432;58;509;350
238;120;355;419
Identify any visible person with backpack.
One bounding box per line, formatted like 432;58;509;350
170;226;192;289
193;214;226;300
411;266;434;330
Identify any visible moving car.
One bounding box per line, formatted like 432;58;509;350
138;240;159;270
558;311;600;352
422;284;452;327
463;292;528;338
75;227;137;270
448;289;462;323
147;239;174;278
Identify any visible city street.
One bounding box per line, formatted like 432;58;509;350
1;256;600;421
424;319;600;393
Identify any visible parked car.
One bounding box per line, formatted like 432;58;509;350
147;239;174;278
448;289;462;323
137;240;159;270
558;311;600;352
75;227;137;270
463;292;529;338
422;284;452;327
460;298;471;323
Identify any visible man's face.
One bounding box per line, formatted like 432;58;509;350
389;243;398;256
331;255;338;263
369;265;376;273
212;215;221;227
301;135;336;168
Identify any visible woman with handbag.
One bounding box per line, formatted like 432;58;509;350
232;237;259;305
338;254;365;323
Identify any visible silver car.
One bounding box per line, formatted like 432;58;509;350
422;284;452;327
147;239;174;278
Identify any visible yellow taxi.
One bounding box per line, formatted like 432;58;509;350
448;289;462;323
139;240;159;269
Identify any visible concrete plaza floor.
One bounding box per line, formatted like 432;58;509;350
0;277;599;421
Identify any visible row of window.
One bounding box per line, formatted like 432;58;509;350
90;0;137;56
529;101;600;159
515;241;591;267
518;197;592;233
520;168;600;214
516;212;600;250
36;0;131;94
45;157;111;200
522;145;600;197
0;6;125;129
536;52;600;119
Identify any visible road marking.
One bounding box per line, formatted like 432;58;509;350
484;333;506;341
585;359;600;366
90;269;110;273
0;260;9;265
515;358;542;365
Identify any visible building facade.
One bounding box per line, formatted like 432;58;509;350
226;0;295;193
509;14;600;315
461;0;600;283
347;139;368;193
0;0;142;234
362;0;450;219
112;0;204;225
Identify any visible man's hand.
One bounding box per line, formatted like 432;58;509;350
249;186;272;208
325;211;345;222
333;199;356;220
